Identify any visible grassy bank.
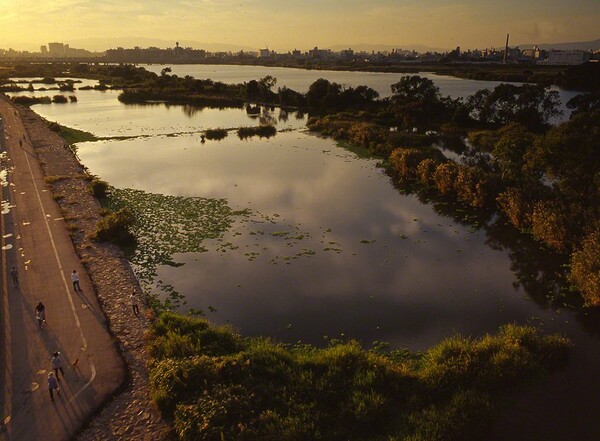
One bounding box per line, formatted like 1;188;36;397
148;312;569;441
47;122;98;145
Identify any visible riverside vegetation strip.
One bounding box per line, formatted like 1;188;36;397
147;312;570;441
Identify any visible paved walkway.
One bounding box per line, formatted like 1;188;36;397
0;97;123;441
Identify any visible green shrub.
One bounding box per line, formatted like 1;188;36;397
147;313;570;441
406;389;492;441
90;208;135;244
89;178;109;199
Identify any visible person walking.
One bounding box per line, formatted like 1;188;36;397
48;372;60;401
131;291;140;315
10;266;18;288
71;269;81;291
51;352;65;380
35;302;46;328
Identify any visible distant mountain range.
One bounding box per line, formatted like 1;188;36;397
515;38;600;51
62;37;600;54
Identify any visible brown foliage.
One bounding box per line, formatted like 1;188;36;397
416;159;439;186
389;148;426;181
454;166;489;208
497;188;533;231
530;201;570;252
569;227;600;306
433;162;459;195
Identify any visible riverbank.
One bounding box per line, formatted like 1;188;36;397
7;97;169;439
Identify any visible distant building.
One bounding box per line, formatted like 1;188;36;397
40;45;48;54
309;46;331;59
48;42;65;55
259;48;270;58
542;50;591;65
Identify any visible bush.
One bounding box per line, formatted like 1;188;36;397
91;208;135;244
530;200;570;252
147;313;570;441
416;158;440;186
569;227;600;306
347;122;387;149
89;178;109;199
237;125;277;139
204;128;228;140
497;187;533;230
389;148;428;181
52;95;68;103
433;162;459;195
454;166;489;208
11;95;51;106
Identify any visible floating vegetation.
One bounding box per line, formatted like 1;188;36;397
106;187;251;306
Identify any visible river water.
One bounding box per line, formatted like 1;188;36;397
8;67;600;440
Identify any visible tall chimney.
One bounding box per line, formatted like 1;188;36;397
503;33;510;63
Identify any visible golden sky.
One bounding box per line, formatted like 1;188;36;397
0;0;598;51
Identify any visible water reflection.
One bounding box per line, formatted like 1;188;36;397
76;130;591;351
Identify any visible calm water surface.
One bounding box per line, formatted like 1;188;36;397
10;67;600;440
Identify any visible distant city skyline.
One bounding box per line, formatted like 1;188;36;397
1;0;598;52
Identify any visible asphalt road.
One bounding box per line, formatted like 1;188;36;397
0;98;123;440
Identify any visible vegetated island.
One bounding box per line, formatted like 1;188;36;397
4;62;597;439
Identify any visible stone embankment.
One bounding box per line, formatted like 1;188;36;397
10;99;169;440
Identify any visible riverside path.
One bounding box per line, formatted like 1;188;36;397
0;96;123;441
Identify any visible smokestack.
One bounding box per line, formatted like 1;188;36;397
503;33;510;63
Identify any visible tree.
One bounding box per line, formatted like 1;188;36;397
467;84;561;131
389;75;450;129
566;93;600;117
491;123;537;183
532;110;600;207
390;75;440;103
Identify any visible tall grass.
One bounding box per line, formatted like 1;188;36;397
148;313;570;441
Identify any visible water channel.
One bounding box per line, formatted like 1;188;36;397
8;67;600;440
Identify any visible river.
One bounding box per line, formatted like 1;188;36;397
7;66;600;440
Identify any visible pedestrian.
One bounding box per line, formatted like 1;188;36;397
71;269;81;291
48;372;60;401
131;291;139;315
51;352;65;380
35;302;46;328
10;266;18;288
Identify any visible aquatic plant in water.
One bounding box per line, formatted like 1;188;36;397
106;187;250;306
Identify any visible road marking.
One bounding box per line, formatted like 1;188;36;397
20;127;96;401
0;118;13;436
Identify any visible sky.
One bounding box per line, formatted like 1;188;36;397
0;0;598;52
